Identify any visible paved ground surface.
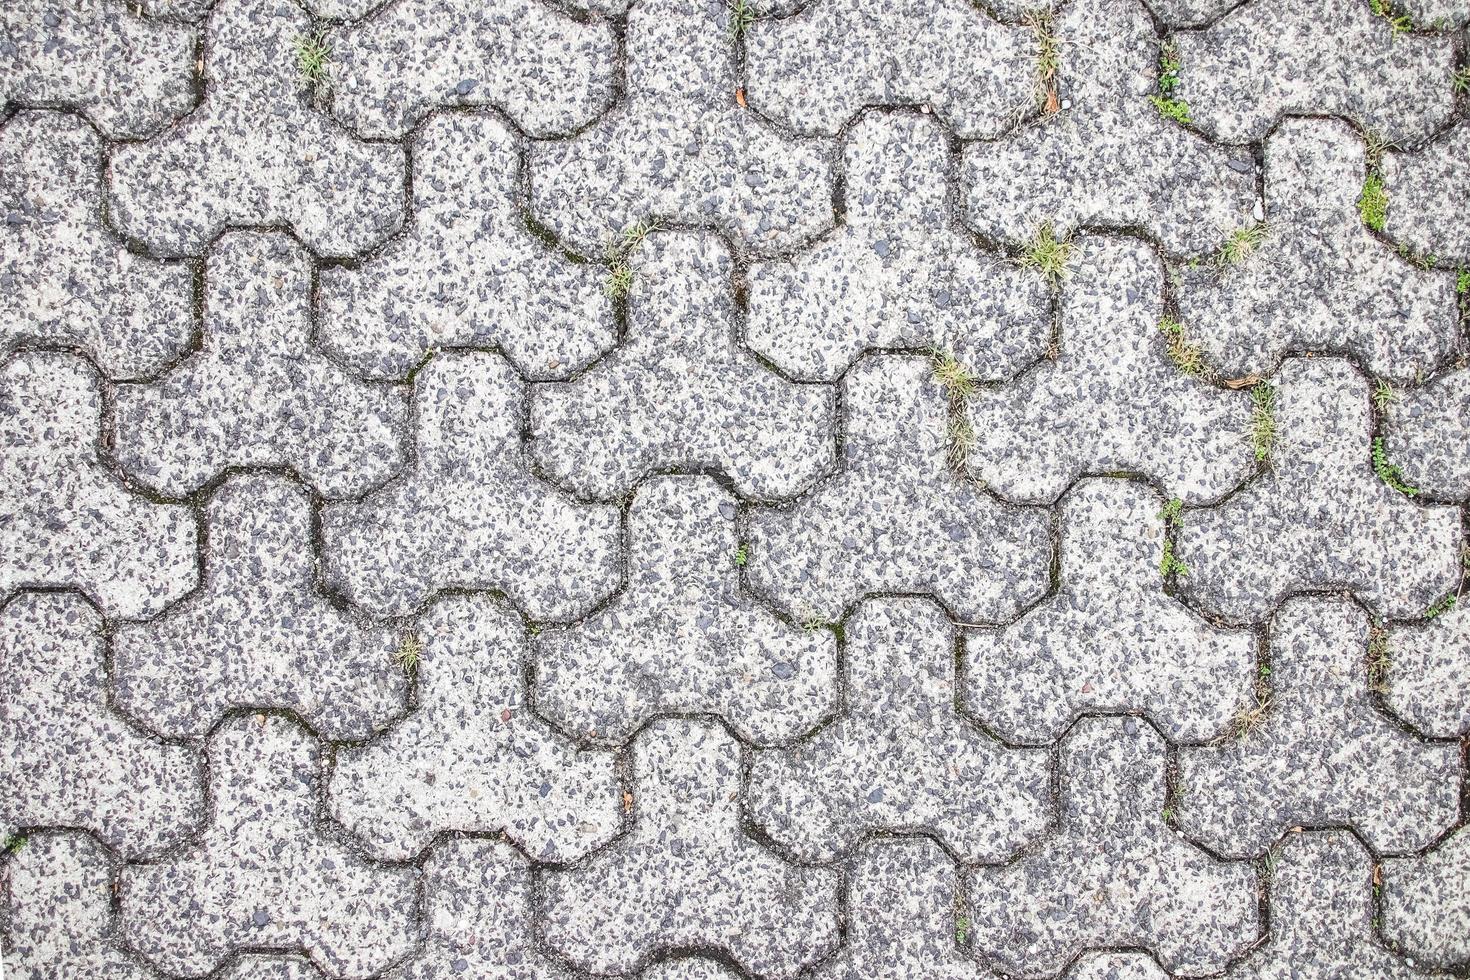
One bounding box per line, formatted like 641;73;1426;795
3;0;1470;977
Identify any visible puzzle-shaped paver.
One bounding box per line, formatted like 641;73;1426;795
532;232;835;500
643;962;742;980
1385;605;1470;738
1383;826;1470;970
814;839;985;980
746;112;1049;382
0;352;197;619
967;479;1257;744
119;715;418;978
113;231;408;499
1173;119;1459;384
108;0;404;257
329;0;615;139
541;719;840;978
318;113;615;382
1177;597;1459;857
1382;123;1470;267
967;717;1259;977
748;354;1051;623
535;475;837;745
1174;0;1456;144
745;0;1033;139
749;597;1049;863
961;0;1256;256
1177;358;1460;622
221;959;328;980
111;475;407;742
1381;364;1470;499
966;236;1252;503
322;350;621;620
0;0;194;139
1067;954;1168;979
2;833;150;980
1226;831;1430;979
529;0;833;257
1;592;203;859
0;112;192;380
330;595;622;863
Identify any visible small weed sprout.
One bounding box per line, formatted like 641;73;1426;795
1358;173;1389;231
931;348;978;401
1158;496;1184;528
1149;95;1192;125
604;217;661;298
1231;696;1272;739
2;833;26;854
393;633;423;675
1371;437;1418;496
1158;39;1182;92
1220;223;1267;265
727;0;757;38
1372;379;1399;410
955;914;971;945
1020;224;1073;283
1455;268;1469;295
733;543;749;567
1159;539;1190;578
947;416;977;470
605;262;634;299
1367;628;1391;693
293;33;332;89
1250;382;1276;463
1425;593;1457;619
1455;66;1470;95
1369;0;1414;35
1026;10;1060;112
1158;316;1209;378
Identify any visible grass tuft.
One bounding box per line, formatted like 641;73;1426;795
1372;437;1418;496
1250;382;1276;463
294;33;332;88
393;633;423;676
1220;223;1267;265
604;217;661;298
1372;379;1399;411
1231;696;1272;739
1158;316;1209;378
727;0;757;38
1026;10;1060;113
1455;66;1470;95
1020;224;1073;283
947;416;977;470
1358;173;1389;231
931;348;978;401
1367;627;1391;693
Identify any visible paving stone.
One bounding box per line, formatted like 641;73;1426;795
330;594;621;863
541;718;840;978
0;111;193;380
386;838;572;979
329;0;616;139
747;354;1052;624
1177;597;1460;858
642;961;744;980
961;0;1256;257
1;592;203;860
965;236;1253;504
2;833;150;980
1383;826;1470;969
535;475;837;745
317;113;615;383
745;112;1050;382
1382;124;1470;265
108;0;405;258
744;0;1034;139
321;350;621;620
967;479;1257;745
528;0;833;258
222;958;329;980
1382;365;1470;499
1385;605;1470;738
1172;118;1459;384
0;352;198;620
119;714;418;979
113;231;408;499
1226;831;1428;980
531;232;836;500
0;0;195;139
814;838;983;980
749;597;1049;863
1174;0;1457;145
111;475;407;742
1066;954;1169;980
1177;357;1461;622
967;717;1259;977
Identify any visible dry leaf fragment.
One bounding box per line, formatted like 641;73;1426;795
1224;374;1259;389
622;791;634;813
735;88;747;108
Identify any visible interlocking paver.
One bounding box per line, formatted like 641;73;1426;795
747;354;1052;623
114;231;408;498
1067;954;1169;979
968;717;1260;977
967;479;1257;744
528;0;833;257
748;597;1049;863
541;718;841;978
329;594;622;863
1;592;203;859
108;0;405;258
1174;0;1457;144
745;0;1034;139
532;231;836;500
966;236;1253;503
321;350;621;620
1177;357;1461;623
119;714;418;979
961;0;1257;257
1178;597;1459;857
1381;123;1470;266
111;474;407;741
1381;365;1470;499
746;111;1050;382
0;0;194;140
0;352;198;619
535;475;837;745
1383;826;1470;969
1172;118;1459;384
0;111;193;380
1385;606;1470;738
318;113;615;382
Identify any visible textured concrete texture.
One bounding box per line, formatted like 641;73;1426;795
2;0;1469;977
